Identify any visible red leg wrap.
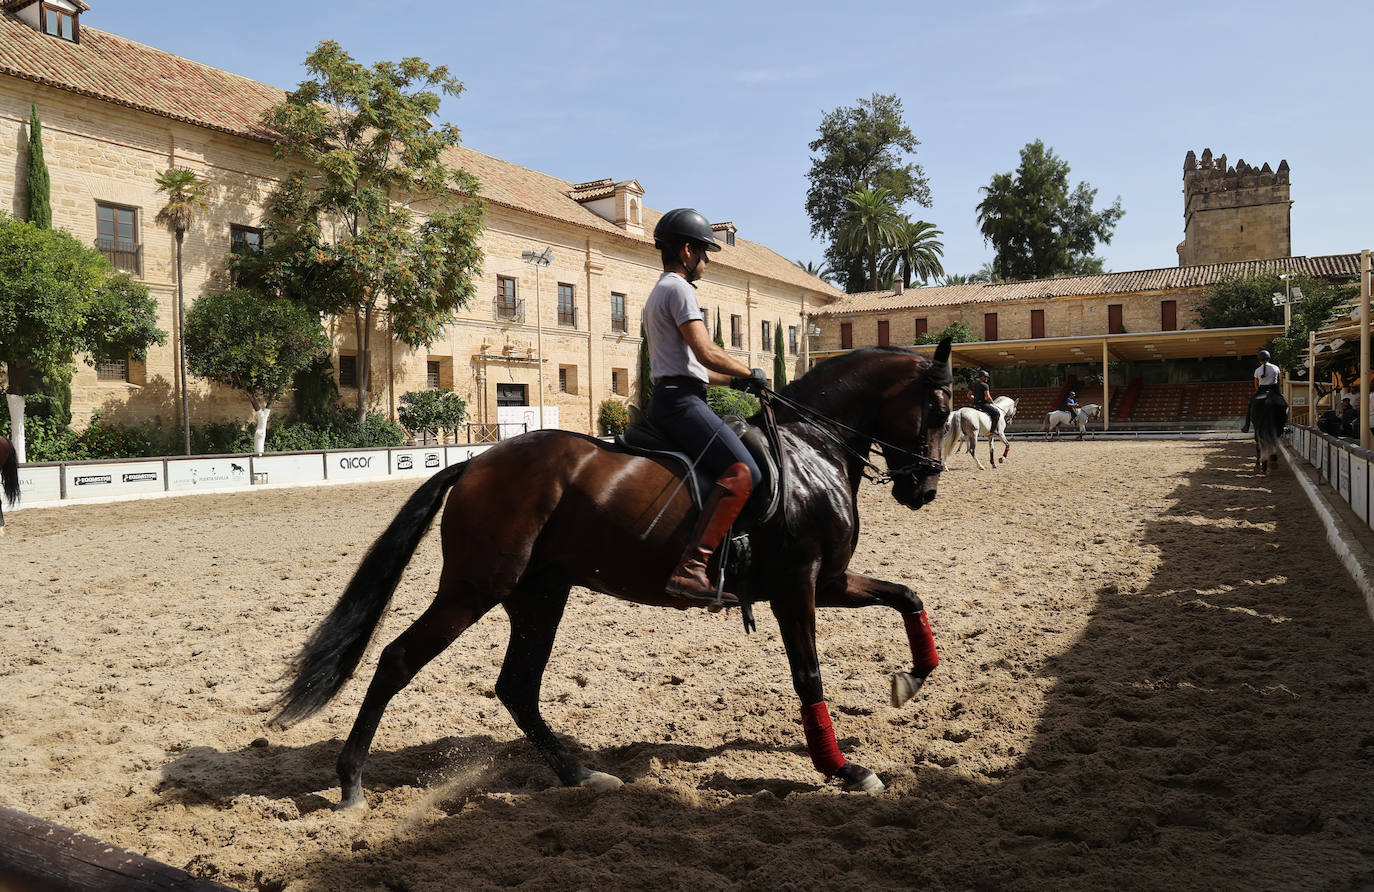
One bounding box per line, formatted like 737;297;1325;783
800;701;846;776
904;611;940;672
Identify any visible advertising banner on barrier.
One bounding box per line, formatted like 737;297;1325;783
328;450;390;481
168;458;252;492
65;461;164;499
445;445;487;466
16;465;61;504
391;448;445;476
252;453;325;486
1352;456;1368;523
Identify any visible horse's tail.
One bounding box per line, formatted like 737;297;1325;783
271;460;470;727
1;442;17;507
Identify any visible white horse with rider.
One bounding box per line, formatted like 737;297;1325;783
1043;403;1102;440
943;396;1017;470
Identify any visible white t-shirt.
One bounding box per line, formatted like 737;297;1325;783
644;272;708;383
1254;362;1280;386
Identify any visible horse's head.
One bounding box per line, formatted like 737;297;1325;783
876;338;952;510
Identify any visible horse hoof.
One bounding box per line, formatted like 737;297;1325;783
580;771;624;792
837;764;885;793
335;796;368;812
890;670;928;707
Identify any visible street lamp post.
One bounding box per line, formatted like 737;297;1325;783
522;247;553;430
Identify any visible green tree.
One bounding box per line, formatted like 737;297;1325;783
25;105;50;229
714;308;725;347
837;186;904;291
976;140;1124;281
243;40;485;422
806;93;931;292
0;214;165;462
183;287;331;454
636;322;653;409
1193;273;1285;329
398;388;468;444
154;167;209;454
881;218;945;288
914;320;978;346
773;318;788;388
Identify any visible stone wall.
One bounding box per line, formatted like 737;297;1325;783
1178;148;1291;266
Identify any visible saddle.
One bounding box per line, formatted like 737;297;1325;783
616;415;781;532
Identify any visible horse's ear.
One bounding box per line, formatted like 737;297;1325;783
929;337;953;388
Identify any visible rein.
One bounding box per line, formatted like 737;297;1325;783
761;387;944;483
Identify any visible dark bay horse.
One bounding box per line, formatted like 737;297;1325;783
1252;391;1288;474
0;434;18;533
273;341;955;807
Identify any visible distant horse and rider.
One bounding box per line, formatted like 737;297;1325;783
273;341;956;806
1043;404;1102;439
1244;349;1288;475
943;395;1017;470
0;433;18;534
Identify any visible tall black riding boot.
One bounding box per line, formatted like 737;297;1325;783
666;462;753;607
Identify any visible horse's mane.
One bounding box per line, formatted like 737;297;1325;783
779;347;927;407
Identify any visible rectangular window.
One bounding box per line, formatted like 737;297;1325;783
42;4;76;40
230;224;263;255
96;202;140;274
610;292;627;332
611;368;628;396
338;354;358;388
1161;300;1177;331
788;326;798;355
877;320;890;347
96;356;128;382
495;276;522;322
761;320;772;347
558;367;568;393
1108;304;1124;334
1031;309;1045;339
496;383;527;407
557;283;576;327
427;361;441;389
840;323;853;350
730;314;743;348
914;317;928;340
984;313;998;341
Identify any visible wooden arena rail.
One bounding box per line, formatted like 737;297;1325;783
0;805;235;891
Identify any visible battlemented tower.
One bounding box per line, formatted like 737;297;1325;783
1177;148;1291;267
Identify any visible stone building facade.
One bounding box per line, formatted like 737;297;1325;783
1177;148;1291;267
0;3;839;435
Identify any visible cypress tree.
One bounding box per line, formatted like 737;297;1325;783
773;318;788;388
26;104;51;228
713;308;724;347
636;322;653;409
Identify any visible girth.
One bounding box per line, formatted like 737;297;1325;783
615;415;781;532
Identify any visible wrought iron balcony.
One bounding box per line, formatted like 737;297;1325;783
96;238;141;275
494;295;525;324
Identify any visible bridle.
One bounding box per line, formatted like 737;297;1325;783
762;375;948;484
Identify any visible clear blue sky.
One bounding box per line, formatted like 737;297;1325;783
108;0;1373;280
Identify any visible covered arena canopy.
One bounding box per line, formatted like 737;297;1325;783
905;325;1285;369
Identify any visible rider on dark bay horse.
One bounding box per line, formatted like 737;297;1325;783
1241;349;1281;433
644;207;767;606
970;369;1002;433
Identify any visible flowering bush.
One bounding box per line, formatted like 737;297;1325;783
598;398;630;436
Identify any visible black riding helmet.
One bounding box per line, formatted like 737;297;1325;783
1258;349;1272;362
977;369;989;380
653;208;722;252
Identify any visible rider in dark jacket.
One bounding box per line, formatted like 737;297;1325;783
970;370;1002;432
1061;391;1079;427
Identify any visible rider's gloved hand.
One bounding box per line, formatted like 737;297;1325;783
730;368;768;395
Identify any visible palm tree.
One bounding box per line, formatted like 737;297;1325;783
837;186;903;291
794;258;833;284
155;167;209;455
881;218;945;288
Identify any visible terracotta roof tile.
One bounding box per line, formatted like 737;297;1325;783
0;15;842;298
815;255;1365;316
